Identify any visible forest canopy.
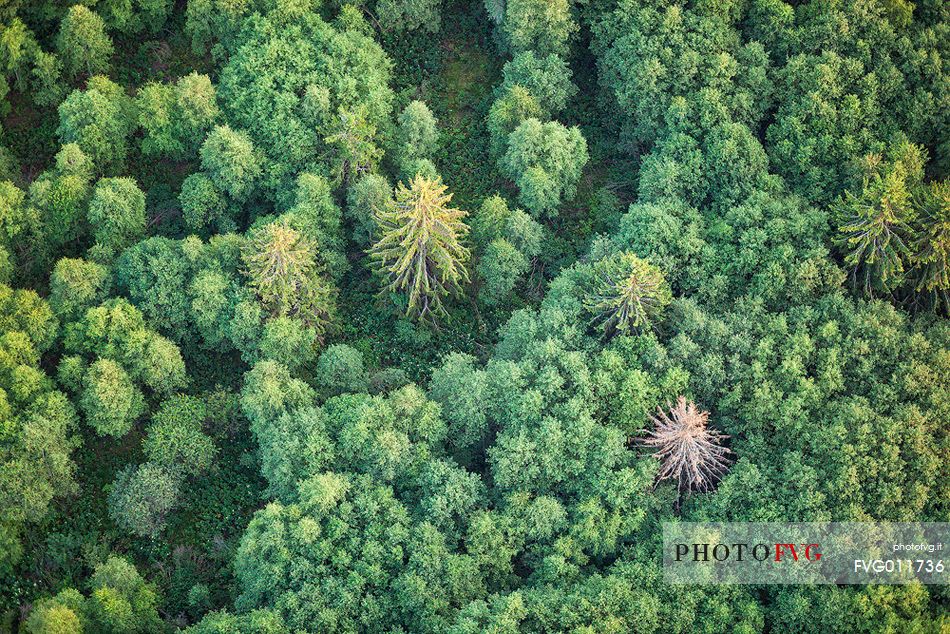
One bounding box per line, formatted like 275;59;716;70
0;0;948;632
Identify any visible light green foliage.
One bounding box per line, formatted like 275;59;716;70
57;78;135;175
180;172;230;235
0;286;76;576
240;360;316;434
87;556;163;631
477;239;528;306
137;73;219;160
370;175;470;319
242;221;337;338
428;352;487;457
217;8;393;200
56;5;112;80
395;100;439;177
29;49;65;108
27;144;95;253
258;316;317;370
377;0;441;32
502;0;576;57
592;0;772;150
186;609;287;633
346;173;391;247
584;252;672;336
0;179;34;279
200;125;260;202
64;297;188;399
87;177;146;259
500;51;575;116
4;0;950;628
80;358;144;436
501;118;588;217
49;258;111;323
0;18;36;93
313;344;368;397
143;395;216;477
23;595;83;633
486;84;542;158
471;194;542;257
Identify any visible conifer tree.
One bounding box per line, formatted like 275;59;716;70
584;252;671;336
370;175;470;320
640;397;731;494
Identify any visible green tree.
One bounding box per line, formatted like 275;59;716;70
137;73;219;160
48;258;111;323
835;147;922;294
501;118;588;217
108;462;180;537
56;6;113;80
346;173;392;247
377;0;441;32
217;9;393;201
324;106;383;186
370;175;471;319
503;0;576;56
313;344;368;397
29;50;65;108
477;239;529;306
486;84;542;158
87;177;146;258
143;396;215;474
87;556;164;631
80;358;144;436
242;221;337;337
584;252;672;336
200;125;260;202
910;181;950;307
0;18;36;92
180;172;230;235
395;100;438;176
57;81;133;174
501;51;576;116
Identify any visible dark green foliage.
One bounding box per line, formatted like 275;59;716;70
143;395;216;477
377;0;442;33
346;173;392;247
314;344;368;397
